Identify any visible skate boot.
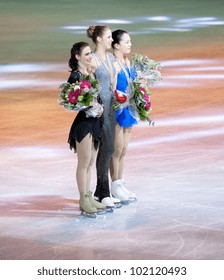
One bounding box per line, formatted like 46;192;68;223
111;196;121;204
111;180;129;205
95;194;121;205
110;195;122;209
100;197;114;212
79;192;97;218
93;196;114;212
121;179;137;201
87;191;107;214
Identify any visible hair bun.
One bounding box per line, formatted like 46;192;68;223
87;25;95;38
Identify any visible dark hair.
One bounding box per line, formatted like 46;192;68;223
68;41;89;71
112;29;128;49
87;25;110;44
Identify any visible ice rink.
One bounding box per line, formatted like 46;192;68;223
1;52;224;259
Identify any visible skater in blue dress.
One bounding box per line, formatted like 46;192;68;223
110;30;138;202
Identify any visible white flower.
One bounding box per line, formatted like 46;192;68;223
72;85;80;91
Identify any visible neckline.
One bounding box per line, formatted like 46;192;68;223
92;52;115;90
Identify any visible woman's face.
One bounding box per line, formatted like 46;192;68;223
98;28;113;50
118;33;132;54
77;46;93;66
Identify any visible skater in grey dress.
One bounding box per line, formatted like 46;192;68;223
87;25;118;207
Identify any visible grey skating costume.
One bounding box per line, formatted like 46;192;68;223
93;52;116;201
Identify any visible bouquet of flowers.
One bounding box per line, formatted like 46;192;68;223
59;75;103;117
129;53;162;123
130;82;152;121
113;82;151;122
131;53;162;87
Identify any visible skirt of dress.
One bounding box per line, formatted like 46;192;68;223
116;107;138;128
68;111;102;152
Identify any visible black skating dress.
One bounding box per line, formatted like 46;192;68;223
67;70;102;152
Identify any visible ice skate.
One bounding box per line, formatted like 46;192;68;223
110;196;122;208
88;191;108;215
80;211;97;218
79;192;97;218
121;179;137;202
93;196;114;212
111;180;129;205
101;197;114;212
111;196;121;204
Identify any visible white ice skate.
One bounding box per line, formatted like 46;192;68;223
121;179;137;202
111;180;129;205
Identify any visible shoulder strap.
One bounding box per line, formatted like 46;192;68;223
92;52;101;67
117;61;131;84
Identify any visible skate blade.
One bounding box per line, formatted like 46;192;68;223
129;197;137;203
81;211;97;218
114;203;122;208
106;207;114;213
96;209;108;215
120;200;129;205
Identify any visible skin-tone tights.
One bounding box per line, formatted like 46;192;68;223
110;125;132;181
76;133;97;194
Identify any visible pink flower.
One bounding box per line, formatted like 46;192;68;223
80;80;91;89
68;89;82;104
83;87;90;93
140;87;146;94
144;93;149;102
145;102;151;110
75;89;82;95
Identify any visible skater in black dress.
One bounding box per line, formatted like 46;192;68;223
66;42;106;215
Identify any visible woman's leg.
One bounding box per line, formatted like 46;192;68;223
76;134;98;213
110;125;129;203
118;127;132;179
86;141;97;192
110;124;124;181
76;133;93;194
95;125;115;201
118;127;136;199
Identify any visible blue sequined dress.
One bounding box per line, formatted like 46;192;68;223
116;66;138;127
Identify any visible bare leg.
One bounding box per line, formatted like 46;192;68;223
110;124;124;181
76;133;95;194
111;125;136;200
110;125;132;180
118;127;132;179
86;142;97;192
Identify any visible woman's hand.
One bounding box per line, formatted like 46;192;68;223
85;101;104;118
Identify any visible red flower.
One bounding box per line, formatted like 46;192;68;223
114;90;127;103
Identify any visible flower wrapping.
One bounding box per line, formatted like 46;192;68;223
131;53;162;87
129;53;162;122
113;53;162;124
59;75;103;117
85;100;104;118
129;82;152;121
